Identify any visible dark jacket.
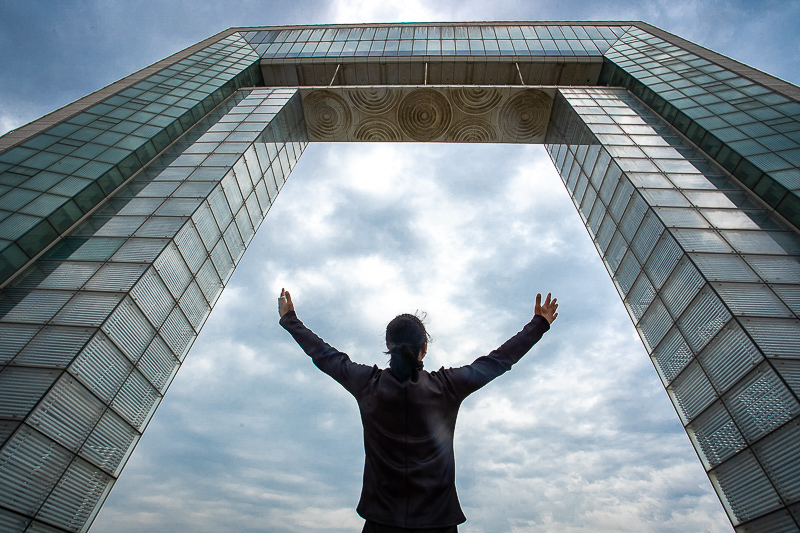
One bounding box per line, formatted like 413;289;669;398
280;311;550;528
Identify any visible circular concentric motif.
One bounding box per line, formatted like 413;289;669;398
353;118;402;142
446;119;497;143
348;87;401;115
303;90;352;139
499;89;552;141
450;87;502;115
397;89;452;141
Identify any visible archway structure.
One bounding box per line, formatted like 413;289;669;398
0;22;799;532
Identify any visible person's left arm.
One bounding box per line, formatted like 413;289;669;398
278;289;375;394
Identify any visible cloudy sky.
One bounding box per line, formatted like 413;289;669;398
2;1;799;532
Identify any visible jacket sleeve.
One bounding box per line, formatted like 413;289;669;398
443;314;551;399
279;311;376;396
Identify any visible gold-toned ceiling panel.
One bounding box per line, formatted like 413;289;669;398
300;86;555;143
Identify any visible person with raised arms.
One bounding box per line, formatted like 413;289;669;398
278;288;558;533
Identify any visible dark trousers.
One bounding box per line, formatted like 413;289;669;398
362;521;458;533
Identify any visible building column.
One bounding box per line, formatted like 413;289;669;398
546;87;800;531
0;88;306;532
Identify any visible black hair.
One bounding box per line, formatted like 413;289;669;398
385;313;431;382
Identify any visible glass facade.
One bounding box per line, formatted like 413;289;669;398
243;24;627;58
0;85;306;531
600;26;800;235
545;87;800;531
0;33;263;287
0;22;798;532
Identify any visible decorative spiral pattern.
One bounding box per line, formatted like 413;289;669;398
450;87;502;115
499;89;552;141
446;119;497;143
303;90;352;139
348;87;401;115
397;89;452;141
353;118;402;142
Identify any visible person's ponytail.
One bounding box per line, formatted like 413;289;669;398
388;342;422;381
385;313;430;382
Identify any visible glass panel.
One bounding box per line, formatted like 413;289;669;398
154;243;193;300
618;192;647;240
111;238;170;263
223;222;245;263
14;326;94;368
36;455;114;531
687;400;746;468
689;253;759;282
653;207;709;228
69;331;132;403
51;292;123;327
138;335;179;392
615;250;640;296
80;409;139;476
134;216;186;239
723;230;789;255
624;273;655;322
608;179;633;222
35;262;100;289
753;420;800;503
179;281;210;331
669;360;716;422
235;206;255;246
698;321;763;393
743;255;800;283
85;263;147;291
160;307;196;360
676;287;730;356
724;363;799;443
28;374;104;452
711;450;782;524
652;327;693;384
604;230;626;273
101;296;155;362
0;426;71;515
644;233;682;290
660;257;704;318
637;297;671;351
714;283;791;317
111;369;160;430
130;267;175;328
672;228;733;253
191;202;221;251
173;221;207;274
210;239;234;282
630;210;663;263
0;290;73;324
0;323;40;364
0;367;60;419
740;318;800;358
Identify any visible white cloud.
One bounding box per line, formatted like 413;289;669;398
327;0;447;23
0;114;22;136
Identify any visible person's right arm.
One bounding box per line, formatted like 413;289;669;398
445;292;558;397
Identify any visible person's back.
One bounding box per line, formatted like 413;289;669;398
278;289;558;532
356;367;465;527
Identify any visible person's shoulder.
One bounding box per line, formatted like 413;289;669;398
427;366;466;379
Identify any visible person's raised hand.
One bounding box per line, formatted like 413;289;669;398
279;288;294;318
535;292;558;324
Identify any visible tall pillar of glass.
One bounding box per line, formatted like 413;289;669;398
546;86;800;531
0;86;306;531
